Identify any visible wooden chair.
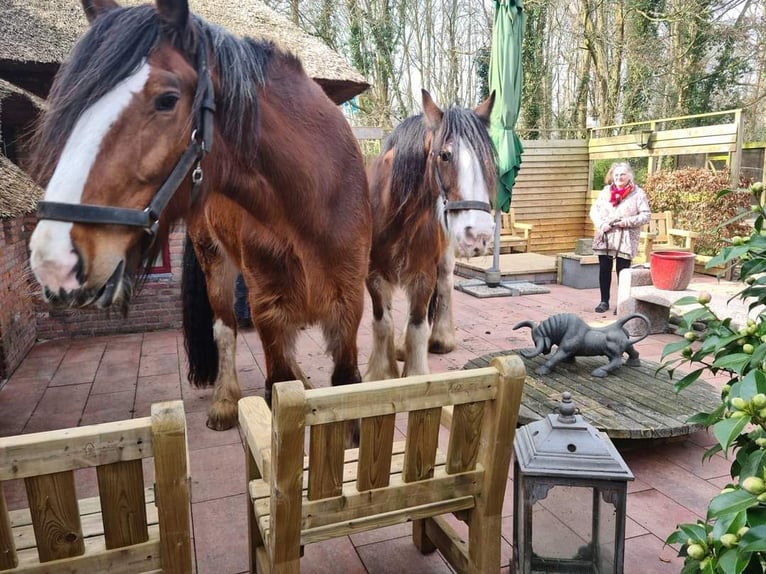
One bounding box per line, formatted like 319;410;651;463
494;208;533;253
0;401;192;574
638;210;699;261
239;355;526;573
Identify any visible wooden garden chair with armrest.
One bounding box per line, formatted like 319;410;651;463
639;210;699;259
495;208;533;253
239;354;526;573
0;400;192;574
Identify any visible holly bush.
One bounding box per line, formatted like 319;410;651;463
662;181;766;573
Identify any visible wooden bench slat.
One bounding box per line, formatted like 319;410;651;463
13;533;161;574
97;460;148;550
25;471;84;563
307;424;345;500
303;369;498;425
262;497;476;546
445;402;484;474
356;415;395;491
0;420;153;481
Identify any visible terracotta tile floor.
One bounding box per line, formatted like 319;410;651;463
0;272;743;573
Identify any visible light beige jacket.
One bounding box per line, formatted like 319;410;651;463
590;184;651;259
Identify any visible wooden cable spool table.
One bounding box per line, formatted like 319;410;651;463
464;351;721;440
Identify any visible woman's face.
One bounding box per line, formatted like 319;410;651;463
613;168;631;187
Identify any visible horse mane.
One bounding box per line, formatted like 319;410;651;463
27;3;303;185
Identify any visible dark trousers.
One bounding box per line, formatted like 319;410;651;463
598;255;631;303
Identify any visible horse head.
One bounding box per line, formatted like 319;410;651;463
421;89;497;258
28;0;210;310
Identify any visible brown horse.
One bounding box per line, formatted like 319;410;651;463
26;0;371;430
365;90;497;380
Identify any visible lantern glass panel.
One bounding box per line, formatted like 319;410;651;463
531;485;594;566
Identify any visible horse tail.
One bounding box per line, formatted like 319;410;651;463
182;235;218;387
617;313;652;346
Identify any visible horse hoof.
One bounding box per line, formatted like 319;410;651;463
428;340;455;354
625;358;641;367
591;368;608;378
206;401;239;431
535;366;550;375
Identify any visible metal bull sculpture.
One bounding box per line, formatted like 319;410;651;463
513;313;651;377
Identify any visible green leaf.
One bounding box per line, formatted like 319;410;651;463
674;296;707;307
739;371;760;400
708;489;759;519
713;510;747;540
740;449;766;480
674;369;704;393
714;416;750;452
717;547;749;574
678;522;708;543
713;353;752;374
665;529;689;545
746;507;766;527
662;339;692;360
739;524;766;552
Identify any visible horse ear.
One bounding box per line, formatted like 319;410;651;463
421;89;443;131
155;0;190;33
81;0;120;24
474;91;496;125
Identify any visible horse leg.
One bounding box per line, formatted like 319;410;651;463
402;278;435;377
428;247;457;354
186;228;242;431
365;275;400;381
256;322;305;406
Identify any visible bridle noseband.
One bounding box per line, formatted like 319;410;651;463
431;152;492;229
36;36;215;241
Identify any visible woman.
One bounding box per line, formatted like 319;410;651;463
590;162;651;314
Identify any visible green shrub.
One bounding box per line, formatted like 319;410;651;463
642;168;752;256
662;181;766;573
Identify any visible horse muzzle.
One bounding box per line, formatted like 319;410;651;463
40;260;128;310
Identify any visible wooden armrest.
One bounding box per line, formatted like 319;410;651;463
639;231;658;239
513;222;533;231
668;228;699;238
238;396;273;481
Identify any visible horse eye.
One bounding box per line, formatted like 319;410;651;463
439;151;451;162
154;93;179;112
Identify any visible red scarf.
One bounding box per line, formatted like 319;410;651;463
610;182;633;207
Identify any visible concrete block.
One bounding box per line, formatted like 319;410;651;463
558;253;600;289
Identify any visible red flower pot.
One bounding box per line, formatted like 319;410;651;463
650;251;696;290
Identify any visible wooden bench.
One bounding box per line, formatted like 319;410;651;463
494;208;533;253
0;401;192;574
239;355;526;573
636;210;699;263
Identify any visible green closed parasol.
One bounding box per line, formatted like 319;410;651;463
489;0;525;213
488;0;525;280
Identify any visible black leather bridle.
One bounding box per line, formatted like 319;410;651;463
432;153;492;229
36;37;215;241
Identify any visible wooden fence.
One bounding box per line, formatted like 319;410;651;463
510;140;589;255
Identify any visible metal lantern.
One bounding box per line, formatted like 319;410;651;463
513;392;634;574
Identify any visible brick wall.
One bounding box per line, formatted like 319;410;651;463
34;227;185;341
0;215;38;380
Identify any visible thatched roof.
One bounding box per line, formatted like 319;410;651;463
0;0;368;103
0;155;42;218
0;78;45;110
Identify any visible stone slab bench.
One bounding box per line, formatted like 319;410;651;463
616;268;758;336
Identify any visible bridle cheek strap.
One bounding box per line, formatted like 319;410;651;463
432;158;492;231
36;35;215;241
